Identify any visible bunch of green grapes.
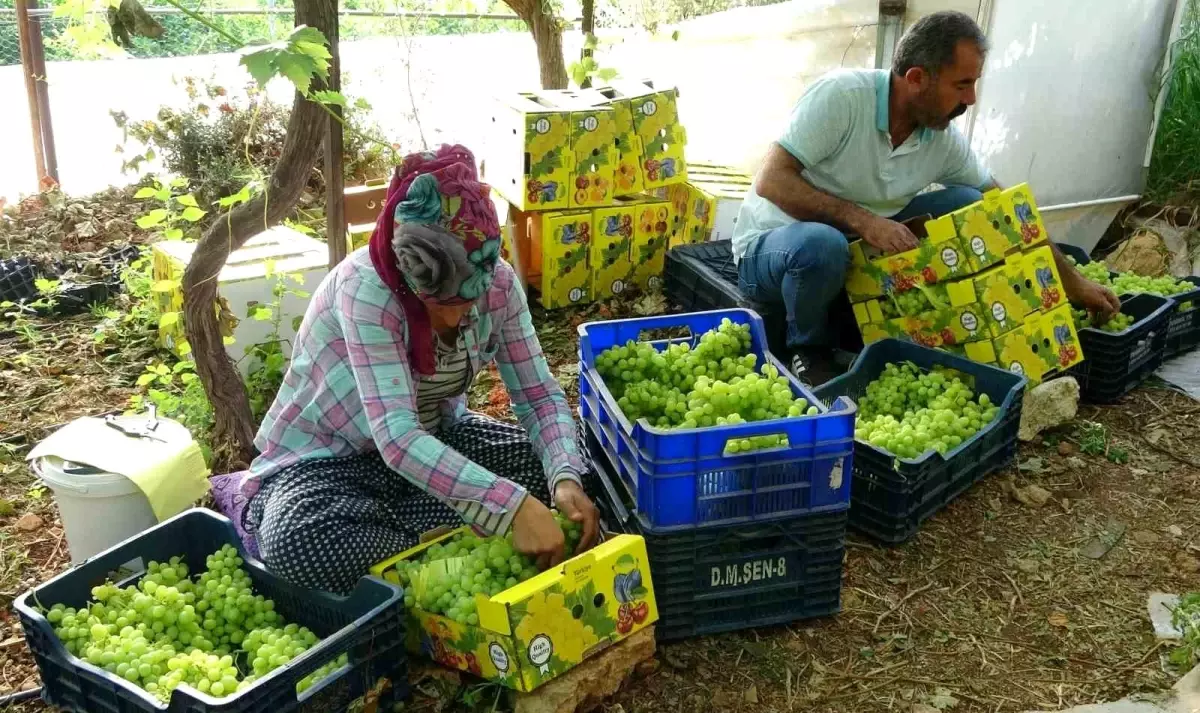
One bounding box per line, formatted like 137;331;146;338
1111;272;1194;298
393;512;582;623
854;362;1000;459
1075;259;1113;286
1073;307;1134;333
595;319;821;453
46;544;342;703
879;288;936;319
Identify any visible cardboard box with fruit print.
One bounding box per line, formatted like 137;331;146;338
928;192;1014;274
598;80;688;191
844;226;971;302
855;303;993;349
962;304;1084;384
1019;244;1067;313
999;182;1048;250
482;91;619;212
371;530;658;692
536;210;593;309
944;257;1038;339
615;194;674;292
590;205;637;300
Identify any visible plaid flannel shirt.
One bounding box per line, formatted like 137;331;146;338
248;250;586;536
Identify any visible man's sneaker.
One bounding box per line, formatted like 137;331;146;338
787;347;843;387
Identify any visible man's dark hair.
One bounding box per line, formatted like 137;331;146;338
893;11;988;76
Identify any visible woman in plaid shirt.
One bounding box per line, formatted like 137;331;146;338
240;145;600;595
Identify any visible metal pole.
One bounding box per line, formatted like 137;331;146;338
324;22;346;268
14;0;48;185
26;0;58;184
874;0;905;70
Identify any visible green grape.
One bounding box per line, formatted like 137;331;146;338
852;361;1002;460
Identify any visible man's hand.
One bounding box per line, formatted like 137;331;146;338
859;215;919;255
554;480;600;553
1066;273;1121;324
511;495;565;571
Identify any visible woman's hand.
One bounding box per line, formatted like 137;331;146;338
554;480;601;553
511;495;566;570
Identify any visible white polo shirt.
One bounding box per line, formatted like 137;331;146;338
732;69;990;260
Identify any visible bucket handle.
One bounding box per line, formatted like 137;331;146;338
31;458;95;495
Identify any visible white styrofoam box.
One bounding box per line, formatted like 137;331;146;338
151;226;330;375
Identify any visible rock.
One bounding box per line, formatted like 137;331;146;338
15;513;43;532
1168;525;1184;538
515;627;656;713
1081;519;1127;560
1019;377;1080;442
1016;559;1039;574
1058;441;1075;456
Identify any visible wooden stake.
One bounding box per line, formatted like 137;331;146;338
14;0;48;184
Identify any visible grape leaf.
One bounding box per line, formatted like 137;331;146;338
181;207;207;223
134;187;156;199
136;209;168;229
311;90;347;107
176;194;199;208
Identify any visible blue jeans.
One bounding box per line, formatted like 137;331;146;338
738;186;984;348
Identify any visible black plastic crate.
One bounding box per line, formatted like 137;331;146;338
1067;293;1173;404
663;241;863;359
587;429;845;642
1057;243;1199;359
0;256;39;304
813;339;1026;544
14;508;408;713
1164;277;1200;358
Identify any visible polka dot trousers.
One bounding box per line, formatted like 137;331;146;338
247;415;564;596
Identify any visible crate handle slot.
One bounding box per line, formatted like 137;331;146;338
595;462;633;528
721;431;790;455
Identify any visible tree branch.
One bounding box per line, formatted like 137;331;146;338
181;0;336;467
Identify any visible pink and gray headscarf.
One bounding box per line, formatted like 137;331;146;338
368;144;502;376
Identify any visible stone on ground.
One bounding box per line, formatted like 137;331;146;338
1019;377;1080;442
514;627;656;713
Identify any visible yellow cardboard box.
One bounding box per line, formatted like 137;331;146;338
999;182;1049;250
845;222;970;302
590;205;637;300
599;80;688;190
963;304;1083;384
1019;244;1067;312
945;258;1037;339
930;191;1013;273
615;194;671;292
371;530;658;693
537;210;593;309
596;89;645;197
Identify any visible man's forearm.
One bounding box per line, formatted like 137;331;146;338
756;144;879;235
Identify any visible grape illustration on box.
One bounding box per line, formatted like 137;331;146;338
612;555;650;634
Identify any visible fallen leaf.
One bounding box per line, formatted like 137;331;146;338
1018;457;1046;474
0;499;14;517
743;683;759;704
1174;553;1200;574
927;687;959;710
1048;610;1069;627
1131;467;1150;476
15;513;43;532
1132;530;1161;545
1147;427;1169;445
1016;559;1039;574
1012;484;1051;507
1168;525;1184;538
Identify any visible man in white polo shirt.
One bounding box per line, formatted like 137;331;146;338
734;10;1119;384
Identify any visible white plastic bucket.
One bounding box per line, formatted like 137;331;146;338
34;456;158;565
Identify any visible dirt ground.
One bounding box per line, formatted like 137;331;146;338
2;282;1199;713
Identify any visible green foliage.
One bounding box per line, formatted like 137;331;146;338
132;175;206;239
1171;593;1200;670
569;34;621;88
239;25;331;94
1147;0;1200;203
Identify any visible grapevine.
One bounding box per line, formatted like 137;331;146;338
44;545;345;703
853;362;1001;460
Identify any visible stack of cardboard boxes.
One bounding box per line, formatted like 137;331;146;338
849;184;1085;384
483;82;753;310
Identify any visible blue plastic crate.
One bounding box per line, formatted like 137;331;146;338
1067;293;1174;404
586;434;845;641
14;508;408;713
578;308;857;530
814;339;1027;544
